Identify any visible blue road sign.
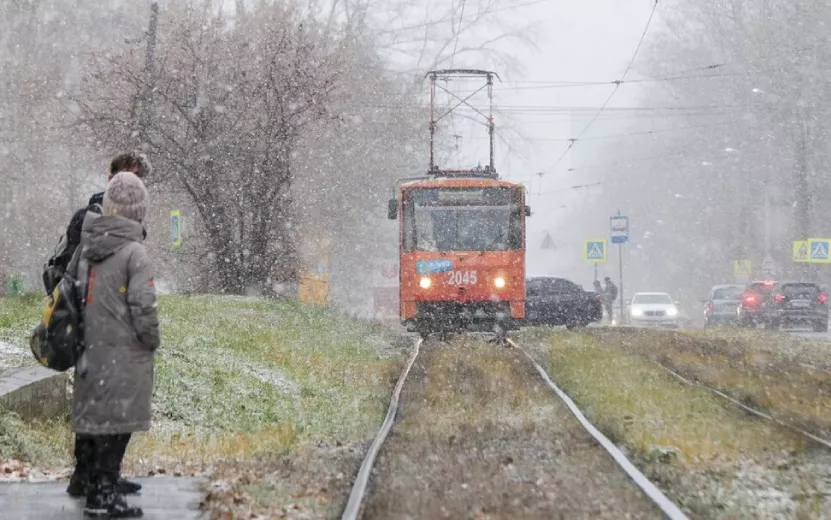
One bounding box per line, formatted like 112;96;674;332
809;238;831;264
610;215;629;244
584;238;607;263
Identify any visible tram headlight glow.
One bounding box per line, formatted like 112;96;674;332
494;277;506;289
419;276;432;289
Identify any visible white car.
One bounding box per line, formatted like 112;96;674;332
629;292;680;328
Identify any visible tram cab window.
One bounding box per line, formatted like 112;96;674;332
403;187;523;252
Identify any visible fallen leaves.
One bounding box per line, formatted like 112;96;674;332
0;458;71;482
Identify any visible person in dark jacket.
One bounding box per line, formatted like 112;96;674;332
67;171;161;518
65;153;152;502
60;153;152;271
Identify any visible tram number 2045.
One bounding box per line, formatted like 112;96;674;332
446;270;477;285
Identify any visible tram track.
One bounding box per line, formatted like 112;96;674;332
652;359;831;451
341;335;688;519
341;338;423;520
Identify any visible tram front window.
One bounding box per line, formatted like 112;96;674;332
403;187;522;252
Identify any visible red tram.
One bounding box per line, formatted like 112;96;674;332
387;69;530;338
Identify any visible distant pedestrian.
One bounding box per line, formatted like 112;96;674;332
68;171;160;518
603;277;618;323
62;153;151;503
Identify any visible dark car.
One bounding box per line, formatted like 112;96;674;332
703;284;745;327
525;276;603;329
768;282;828;332
737;280;778;328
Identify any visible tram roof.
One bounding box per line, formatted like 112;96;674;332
398;176;523;190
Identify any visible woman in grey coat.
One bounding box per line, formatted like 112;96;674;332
68;171;160;518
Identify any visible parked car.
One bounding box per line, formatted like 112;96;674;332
525;276;603;329
628;292;680;328
768;282;828;332
703;284;745;327
737;280;778;328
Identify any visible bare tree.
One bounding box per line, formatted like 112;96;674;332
592;0;831;298
75;1;367;293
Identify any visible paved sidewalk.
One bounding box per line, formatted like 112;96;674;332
0;476;206;519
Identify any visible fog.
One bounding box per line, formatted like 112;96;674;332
3;0;829;315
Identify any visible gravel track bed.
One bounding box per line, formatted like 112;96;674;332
359;336;665;519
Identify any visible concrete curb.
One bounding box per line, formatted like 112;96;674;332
0;365;68;420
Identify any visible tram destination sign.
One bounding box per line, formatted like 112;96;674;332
412;187;517;206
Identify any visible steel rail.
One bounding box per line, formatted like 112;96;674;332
341;337;423;520
654;360;831;450
507;339;690;520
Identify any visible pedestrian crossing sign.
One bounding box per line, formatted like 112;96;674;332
170;210;183;249
584;238;607;263
733;259;752;283
808;238;831;264
793;241;809;263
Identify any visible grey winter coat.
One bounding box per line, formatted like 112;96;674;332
69;215;161;435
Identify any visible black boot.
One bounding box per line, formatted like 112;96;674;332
84;476;143;518
117;477;142;495
69;434;95;498
66;470;90;498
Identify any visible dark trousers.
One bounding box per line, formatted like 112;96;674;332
74;433;131;483
603;302;614;321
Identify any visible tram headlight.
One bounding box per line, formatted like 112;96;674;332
419;276;432;289
494;276;506;289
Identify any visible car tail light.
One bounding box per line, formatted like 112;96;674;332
819;293;828;304
774;293;785;303
744;293;757;304
706;301;714;310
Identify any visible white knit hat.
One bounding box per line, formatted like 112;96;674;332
103;171;149;222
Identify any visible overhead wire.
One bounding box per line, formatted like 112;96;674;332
464;121;738;143
539;0;661;181
375;0;549;36
478;71;750;91
450;0;466;66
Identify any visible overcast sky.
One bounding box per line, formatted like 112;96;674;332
492;1;660;280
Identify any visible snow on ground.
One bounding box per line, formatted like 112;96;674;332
239;362;298;394
0;340;30;371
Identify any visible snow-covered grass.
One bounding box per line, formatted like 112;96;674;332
519;328;830;518
520;329;791;465
608;327;831;440
0;293;41;371
0;294;404;473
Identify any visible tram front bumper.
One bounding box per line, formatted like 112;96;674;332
404;301;519;332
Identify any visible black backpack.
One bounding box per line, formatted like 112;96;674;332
42;234;71;296
42;202;102;295
30;250;91;372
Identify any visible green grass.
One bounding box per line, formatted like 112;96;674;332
0;293;42;346
518;329;805;466
0;294;404;470
518;328;831;518
586;327;831;439
0;410;67;466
